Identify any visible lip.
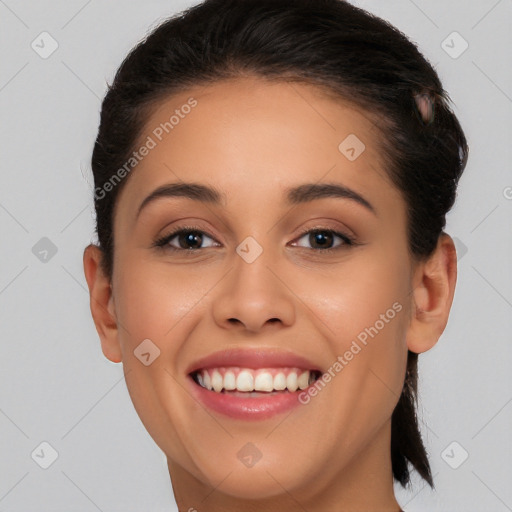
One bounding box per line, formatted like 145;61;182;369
186;347;323;374
187;374;314;420
185;347;323;420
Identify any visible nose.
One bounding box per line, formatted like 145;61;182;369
211;247;296;333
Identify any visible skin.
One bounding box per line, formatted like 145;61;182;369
83;76;457;512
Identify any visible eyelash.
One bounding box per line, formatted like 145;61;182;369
152;224;357;255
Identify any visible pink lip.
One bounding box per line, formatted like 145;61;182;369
187;374;307;420
186;347;322;374
185;347;322;420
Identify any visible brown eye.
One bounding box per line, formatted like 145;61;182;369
154;227;219;251
175;230;205;249
308;230;334;249
292;229;354;251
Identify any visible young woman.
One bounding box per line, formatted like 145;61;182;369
83;0;468;510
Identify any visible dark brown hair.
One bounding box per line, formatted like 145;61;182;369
90;0;469;488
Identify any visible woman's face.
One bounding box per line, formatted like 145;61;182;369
105;77;416;500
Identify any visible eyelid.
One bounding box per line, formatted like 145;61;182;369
291;223;355;243
153;224;220;251
309;217;356;237
153;223;357;253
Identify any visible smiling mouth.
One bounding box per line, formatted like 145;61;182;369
191;367;322;395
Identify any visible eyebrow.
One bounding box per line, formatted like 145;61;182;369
136;181;376;218
136;182;226;219
286;182;376;214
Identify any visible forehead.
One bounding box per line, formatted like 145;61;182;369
115;76;400;222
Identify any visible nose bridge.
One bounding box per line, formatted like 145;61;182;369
233;235;276;293
211;236;296;332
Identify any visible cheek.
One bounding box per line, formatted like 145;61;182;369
113;259;213;347
294;250;409;420
297;248;410;349
110;260;213;470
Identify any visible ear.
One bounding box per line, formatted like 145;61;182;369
83;244;122;363
406;233;458;354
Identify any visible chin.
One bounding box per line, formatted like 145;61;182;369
202;465;301;500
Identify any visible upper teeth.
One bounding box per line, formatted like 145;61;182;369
195;367;317;393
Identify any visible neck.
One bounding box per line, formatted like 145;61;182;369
167;419;402;512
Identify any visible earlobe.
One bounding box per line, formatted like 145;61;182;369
406;234;458;354
83;244;123;363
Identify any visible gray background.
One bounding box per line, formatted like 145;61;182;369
0;0;511;510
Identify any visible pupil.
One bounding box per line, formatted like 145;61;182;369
178;231;334;250
311;231;332;248
182;231;202;249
